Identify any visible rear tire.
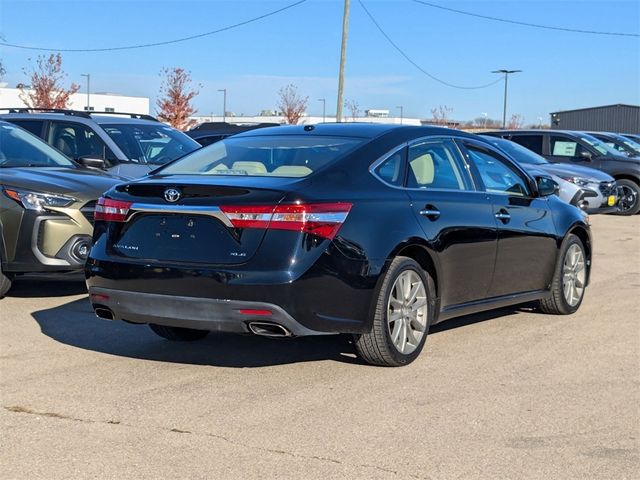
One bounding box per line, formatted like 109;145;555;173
149;324;209;341
615;179;640;215
354;256;434;367
539;234;587;315
0;264;12;299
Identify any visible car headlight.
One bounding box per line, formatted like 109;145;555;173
3;188;76;211
559;176;591;187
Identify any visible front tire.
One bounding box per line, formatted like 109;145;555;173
354;256;433;367
0;264;12;299
149;324;209;341
539;234;587;315
615;179;640;215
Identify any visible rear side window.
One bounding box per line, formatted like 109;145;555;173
375;150;405;186
509;134;543;154
47;121;115;161
159;136;363;177
406;140;471;190
10;120;45;138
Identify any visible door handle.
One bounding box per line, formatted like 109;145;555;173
419;205;441;220
495;209;511;224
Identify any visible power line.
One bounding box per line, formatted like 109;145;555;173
357;0;502;90
0;0;308;52
412;0;640;38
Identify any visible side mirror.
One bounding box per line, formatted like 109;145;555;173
536;176;560;197
579;151;593;161
78;156;106;169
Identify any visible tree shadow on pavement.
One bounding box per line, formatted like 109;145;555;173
28;283;528;368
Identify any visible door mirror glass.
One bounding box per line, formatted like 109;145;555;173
78;156;106;169
580;150;593;161
536;176;559;197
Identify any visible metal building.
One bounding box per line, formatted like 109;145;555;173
550;104;639;133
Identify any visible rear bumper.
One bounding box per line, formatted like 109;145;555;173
89;287;327;336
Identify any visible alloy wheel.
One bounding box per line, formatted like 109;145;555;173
618;185;638;213
387;270;428;354
562;243;586;307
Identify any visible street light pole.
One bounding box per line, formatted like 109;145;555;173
218;89;227;123
491;69;521;128
318;98;326;123
80;73;90;111
396;105;403;124
336;0;350;123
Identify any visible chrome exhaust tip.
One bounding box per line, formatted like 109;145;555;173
94;307;115;320
248;321;292;337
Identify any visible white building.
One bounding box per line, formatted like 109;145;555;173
190;114;421;126
0;86;149;114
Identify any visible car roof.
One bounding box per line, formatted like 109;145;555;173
482;129;598;136
0;112;160;126
232;123;468;140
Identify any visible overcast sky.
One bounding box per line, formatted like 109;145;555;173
1;0;638;123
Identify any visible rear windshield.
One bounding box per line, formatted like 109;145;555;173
102;123;200;165
158;135;363;177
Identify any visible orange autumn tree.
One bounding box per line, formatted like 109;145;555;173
277;84;308;125
156;67;199;130
20;53;79;109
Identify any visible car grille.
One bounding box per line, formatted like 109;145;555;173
81;201;97;225
599;181;617;196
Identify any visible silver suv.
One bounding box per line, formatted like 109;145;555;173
0;109;200;179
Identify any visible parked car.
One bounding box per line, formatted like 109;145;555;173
85;124;591;367
586;132;640;157
483;130;640;215
186;121;280;147
481;136;618;213
0;109;200;179
0;121;122;297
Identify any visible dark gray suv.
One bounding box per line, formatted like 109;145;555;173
483;130;640;215
0;109;200;179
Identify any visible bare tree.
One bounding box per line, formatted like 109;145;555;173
506;113;524;129
19;53;79;109
430;105;453;126
277;84;308;125
156;67;199;131
344;99;360;121
0;35;6;81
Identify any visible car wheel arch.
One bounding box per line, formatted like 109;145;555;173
383;239;440;300
566;224;592;283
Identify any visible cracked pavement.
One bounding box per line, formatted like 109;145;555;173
1;214;639;479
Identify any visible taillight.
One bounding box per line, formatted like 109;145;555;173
220;202;352;240
94;197;133;222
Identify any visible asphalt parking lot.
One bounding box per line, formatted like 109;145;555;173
1;214;638;479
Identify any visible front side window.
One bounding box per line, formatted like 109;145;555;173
159;135;363;177
0;122;76;168
102;123;200;165
549;135;591;158
406;140;470;190
466;145;529;197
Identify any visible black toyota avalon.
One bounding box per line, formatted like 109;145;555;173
86;124;591;366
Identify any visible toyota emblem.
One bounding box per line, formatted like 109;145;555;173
164;188;181;203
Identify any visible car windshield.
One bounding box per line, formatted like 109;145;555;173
488;137;548;165
102;123;200;165
0;122;76;168
158;135;364;177
579;134;620;156
614;135;640;154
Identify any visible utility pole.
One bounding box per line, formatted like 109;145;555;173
80;73;90;111
396;105;404;124
492;69;521;129
318;98;326;123
336;0;350;123
218;89;227;123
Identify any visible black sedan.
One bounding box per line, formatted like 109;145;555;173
86;124;592;366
